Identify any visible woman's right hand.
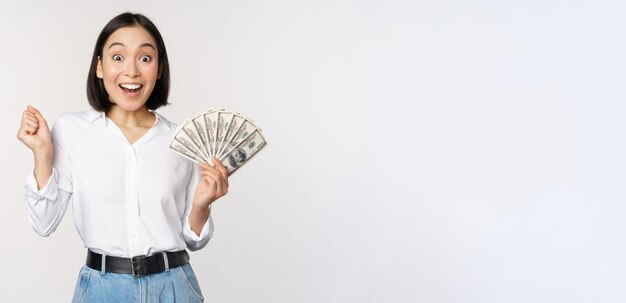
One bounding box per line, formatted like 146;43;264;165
17;105;52;154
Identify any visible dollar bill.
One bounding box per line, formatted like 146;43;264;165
169;137;206;163
191;113;211;158
216;114;245;158
168;108;267;175
219;119;255;158
215;111;233;158
178;121;210;162
203;111;219;157
219;129;267;175
172;129;210;163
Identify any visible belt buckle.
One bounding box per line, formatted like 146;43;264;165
131;255;148;277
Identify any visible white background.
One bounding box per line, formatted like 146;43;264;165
1;0;625;302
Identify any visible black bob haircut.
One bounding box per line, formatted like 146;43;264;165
87;12;170;111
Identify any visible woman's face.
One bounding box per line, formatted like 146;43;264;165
97;25;160;112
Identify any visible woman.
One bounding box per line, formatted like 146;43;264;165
17;12;227;302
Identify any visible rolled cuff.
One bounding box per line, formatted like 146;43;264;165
182;210;214;251
25;168;58;202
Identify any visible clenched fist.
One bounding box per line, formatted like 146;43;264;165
17;105;52;154
18;105;53;189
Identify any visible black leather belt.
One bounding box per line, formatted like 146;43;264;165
86;250;190;277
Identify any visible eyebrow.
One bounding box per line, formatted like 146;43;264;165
108;42;156;51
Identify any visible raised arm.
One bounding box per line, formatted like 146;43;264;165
17;105;53;189
17;106;72;236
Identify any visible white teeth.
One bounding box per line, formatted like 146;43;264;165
120;83;142;89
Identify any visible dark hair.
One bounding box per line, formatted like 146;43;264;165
86;12;170;111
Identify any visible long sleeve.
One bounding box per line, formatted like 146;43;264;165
22;110;217;256
181;163;214;251
23;118;73;237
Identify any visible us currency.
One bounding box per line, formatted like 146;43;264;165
215;111;234;158
169;138;206;163
169;108;267;175
179;121;210;161
173;130;210;163
219;119;256;158
203;111;219;157
219;129;267;175
191;113;211;159
216;114;245;158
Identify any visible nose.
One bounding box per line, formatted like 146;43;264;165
125;59;141;77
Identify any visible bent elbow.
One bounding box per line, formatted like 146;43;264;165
31;222;58;237
186;236;212;252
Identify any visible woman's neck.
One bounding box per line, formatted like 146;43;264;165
105;105;156;129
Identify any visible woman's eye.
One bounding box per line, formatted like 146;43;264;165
112;54;123;61
140;55;152;62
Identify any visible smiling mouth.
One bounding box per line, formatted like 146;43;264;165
119;83;143;95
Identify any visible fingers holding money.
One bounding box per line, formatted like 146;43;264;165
200;164;227;193
211;156;229;189
197;160;229;204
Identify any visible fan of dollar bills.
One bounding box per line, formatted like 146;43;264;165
168;109;267;175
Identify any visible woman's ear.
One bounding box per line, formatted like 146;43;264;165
157;62;163;79
96;56;103;79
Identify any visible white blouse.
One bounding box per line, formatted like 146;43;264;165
23;109;213;257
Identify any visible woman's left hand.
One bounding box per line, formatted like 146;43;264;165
193;156;229;209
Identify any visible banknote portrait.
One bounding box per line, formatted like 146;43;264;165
228;147;248;168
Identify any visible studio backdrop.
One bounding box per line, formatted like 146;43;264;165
1;0;625;302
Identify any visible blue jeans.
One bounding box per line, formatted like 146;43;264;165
71;263;204;302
